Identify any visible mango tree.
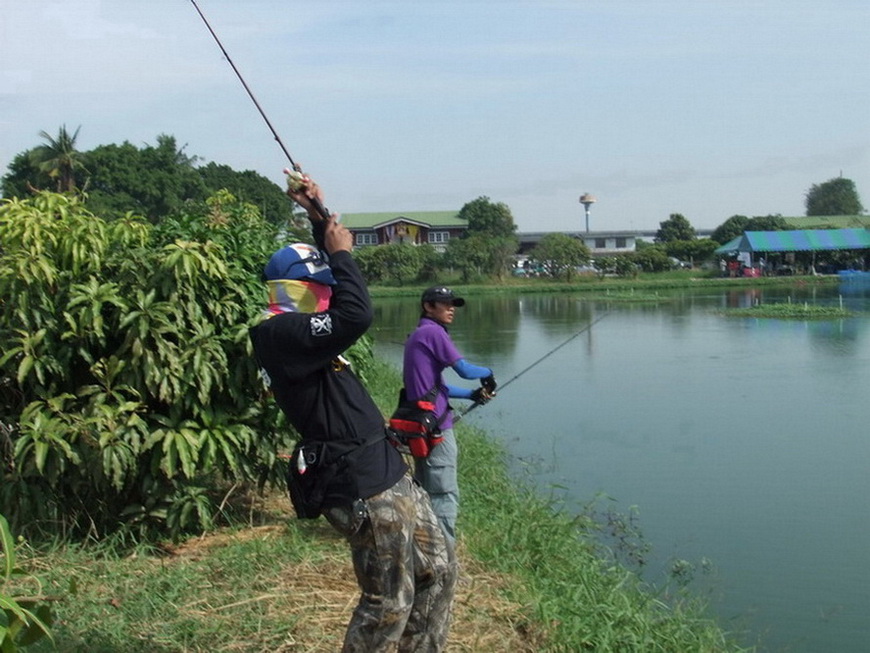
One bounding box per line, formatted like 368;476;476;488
0;191;296;540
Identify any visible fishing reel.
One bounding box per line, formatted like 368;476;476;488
284;168;331;221
285;168;308;193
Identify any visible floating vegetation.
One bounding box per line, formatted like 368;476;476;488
724;302;853;319
586;288;671;302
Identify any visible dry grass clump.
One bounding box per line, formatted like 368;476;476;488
159;522;544;652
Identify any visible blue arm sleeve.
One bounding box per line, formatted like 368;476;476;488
452;358;492;380
446;384;473;399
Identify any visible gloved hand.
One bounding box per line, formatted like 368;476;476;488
470;387;493;405
481;374;497;393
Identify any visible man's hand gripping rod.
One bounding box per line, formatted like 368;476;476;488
285;168;331;221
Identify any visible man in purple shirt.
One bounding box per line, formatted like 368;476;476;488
402;286;496;545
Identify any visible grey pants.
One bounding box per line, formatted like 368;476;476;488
414;428;458;546
324;475;457;653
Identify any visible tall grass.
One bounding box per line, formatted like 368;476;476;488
24;521;356;652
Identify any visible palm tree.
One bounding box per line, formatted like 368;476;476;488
32;125;87;192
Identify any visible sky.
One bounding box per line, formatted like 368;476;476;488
3;0;869;233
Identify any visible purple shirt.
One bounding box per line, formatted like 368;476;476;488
403;316;462;429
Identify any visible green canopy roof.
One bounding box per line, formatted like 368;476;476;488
715;229;870;254
714;235;743;254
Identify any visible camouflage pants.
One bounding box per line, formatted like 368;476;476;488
324;475;457;653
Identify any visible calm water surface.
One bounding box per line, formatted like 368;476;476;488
371;283;870;653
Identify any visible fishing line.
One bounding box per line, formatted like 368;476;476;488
455;309;610;423
188;0;330;219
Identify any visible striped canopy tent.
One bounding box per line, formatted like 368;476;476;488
714;228;870;255
713;236;742;254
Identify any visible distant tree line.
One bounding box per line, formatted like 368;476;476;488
3;126;866;282
1;125;301;228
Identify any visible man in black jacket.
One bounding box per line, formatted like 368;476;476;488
250;175;456;652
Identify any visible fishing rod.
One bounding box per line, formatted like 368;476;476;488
188;0;330;220
454;309;610;423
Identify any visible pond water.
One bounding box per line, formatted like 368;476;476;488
371;282;870;653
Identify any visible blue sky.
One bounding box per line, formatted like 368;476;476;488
3;0;869;232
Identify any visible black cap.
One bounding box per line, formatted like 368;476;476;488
421;285;465;307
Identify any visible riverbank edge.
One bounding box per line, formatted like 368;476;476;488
364;358;753;652
367;272;838;301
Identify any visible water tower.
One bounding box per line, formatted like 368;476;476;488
579;193;597;233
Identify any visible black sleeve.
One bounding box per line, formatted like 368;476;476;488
324;250;374;343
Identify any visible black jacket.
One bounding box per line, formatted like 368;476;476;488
250;250;407;504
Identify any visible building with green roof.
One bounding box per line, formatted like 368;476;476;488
340;211;466;252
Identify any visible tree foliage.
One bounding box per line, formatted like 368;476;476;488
0;190;305;540
379;243;423;285
85;135;206;221
805;177;864;216
1;126;88;197
32;125;88;193
455;197;519;280
631;244;672;272
655;213;696;243
1;152;44;200
352;243;438;285
444;234;494;283
460;196;517;238
529;233;591;280
613;256;639;277
2;129;297;228
745;214;788;231
665;238;719;264
352;245;390;283
414;243;441;282
196;162;297;227
710;215;749;245
711;214;787;245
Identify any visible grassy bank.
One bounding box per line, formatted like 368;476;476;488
16;359;752;652
368;270;838;301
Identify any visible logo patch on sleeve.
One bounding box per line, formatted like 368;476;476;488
258;367;272;389
309;313;333;336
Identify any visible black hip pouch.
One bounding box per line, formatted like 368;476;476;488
286;440;363;519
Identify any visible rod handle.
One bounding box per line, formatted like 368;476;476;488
310;196;331;221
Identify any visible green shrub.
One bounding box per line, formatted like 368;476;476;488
0;191;305;540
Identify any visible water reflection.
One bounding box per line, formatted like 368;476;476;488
371;294;524;359
458;296;523;358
